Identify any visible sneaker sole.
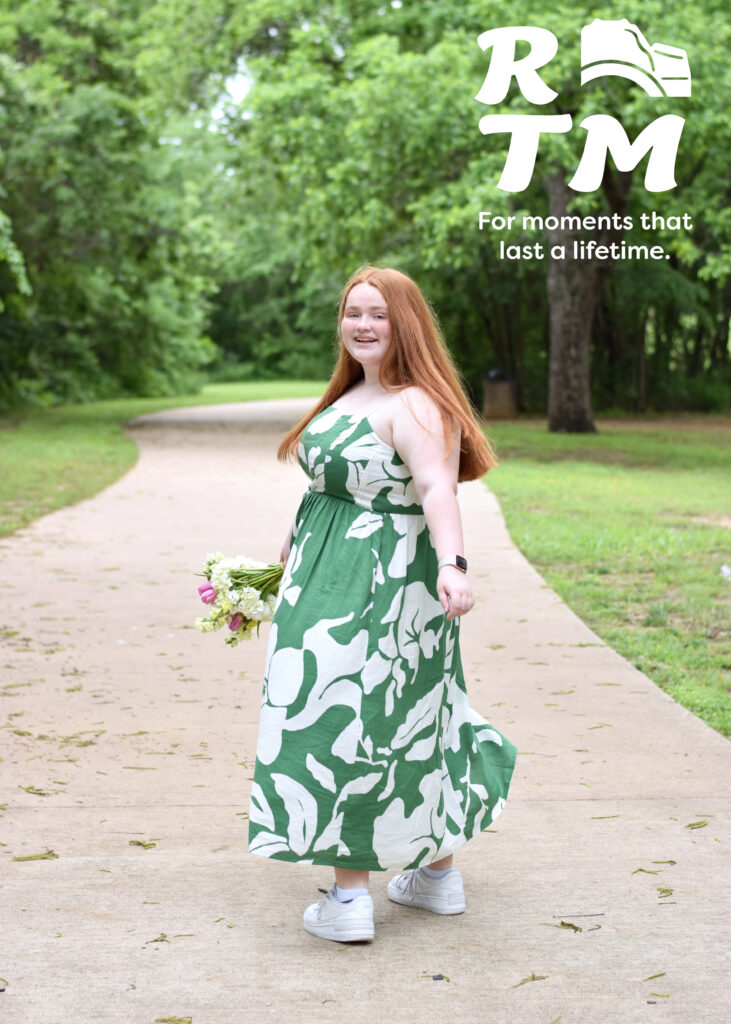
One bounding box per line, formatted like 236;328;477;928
303;919;375;942
387;890;466;915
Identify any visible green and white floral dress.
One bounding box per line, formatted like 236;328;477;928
249;406;516;871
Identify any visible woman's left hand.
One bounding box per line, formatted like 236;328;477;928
437;565;474;620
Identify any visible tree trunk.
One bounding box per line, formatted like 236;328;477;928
544;169;632;432
545;174;600;432
635;310;647;413
710;309;730;369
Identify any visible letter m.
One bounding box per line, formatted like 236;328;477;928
569;114;685;192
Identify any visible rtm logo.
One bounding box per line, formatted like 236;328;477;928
476;19;691;193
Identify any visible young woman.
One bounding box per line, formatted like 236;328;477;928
249;265;516;942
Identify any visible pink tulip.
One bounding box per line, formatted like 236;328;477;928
197;582;217;604
229;613;244;631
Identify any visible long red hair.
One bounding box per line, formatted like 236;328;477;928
278;265;497;481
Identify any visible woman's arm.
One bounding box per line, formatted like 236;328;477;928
391;389;474;621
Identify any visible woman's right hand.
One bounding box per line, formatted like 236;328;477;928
437;565;474;620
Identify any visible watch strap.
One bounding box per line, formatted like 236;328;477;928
437;555;467;573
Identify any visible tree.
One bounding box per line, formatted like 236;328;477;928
468;0;731;429
0;56;32;314
0;0;221;407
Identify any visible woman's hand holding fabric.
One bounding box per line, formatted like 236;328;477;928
437;565;474;620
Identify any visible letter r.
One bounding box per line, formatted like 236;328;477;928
476;27;559;105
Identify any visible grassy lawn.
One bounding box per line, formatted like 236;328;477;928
2;388;729;736
485;417;731;736
0;381;326;537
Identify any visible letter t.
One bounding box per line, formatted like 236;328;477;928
479;114;572;191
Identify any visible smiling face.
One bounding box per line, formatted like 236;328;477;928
340;281;391;372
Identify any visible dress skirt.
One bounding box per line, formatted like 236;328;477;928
248;408;517;870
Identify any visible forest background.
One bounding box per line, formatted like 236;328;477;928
0;0;729;423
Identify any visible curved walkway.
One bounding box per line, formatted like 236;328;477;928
2;399;728;1024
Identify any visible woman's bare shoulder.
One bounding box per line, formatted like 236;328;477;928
393;385;442;426
391;387;458;453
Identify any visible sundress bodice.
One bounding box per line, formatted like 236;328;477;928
298;407;424;515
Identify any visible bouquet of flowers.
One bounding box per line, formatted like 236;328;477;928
194;552;283;646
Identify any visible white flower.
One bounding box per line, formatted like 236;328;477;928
195;553;283;646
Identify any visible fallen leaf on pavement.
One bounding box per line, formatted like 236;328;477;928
513;972;548;988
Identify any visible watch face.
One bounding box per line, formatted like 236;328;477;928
456;555;467;572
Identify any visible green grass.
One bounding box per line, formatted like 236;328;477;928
0;381;326;536
485;417;731;736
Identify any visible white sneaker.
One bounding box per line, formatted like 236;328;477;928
387;868;466;915
303;887;375;942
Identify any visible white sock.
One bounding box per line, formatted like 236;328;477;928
421;865;452;879
333;884;369;903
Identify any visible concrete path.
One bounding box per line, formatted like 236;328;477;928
2;398;728;1024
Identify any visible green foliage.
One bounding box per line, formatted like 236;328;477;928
201;0;730;410
0;0;728;410
0;0;221;409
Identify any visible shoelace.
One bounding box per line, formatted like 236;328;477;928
314;886;356;917
315;888;331;920
401;869;421;897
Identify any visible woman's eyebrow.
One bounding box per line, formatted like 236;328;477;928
344;303;388;312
